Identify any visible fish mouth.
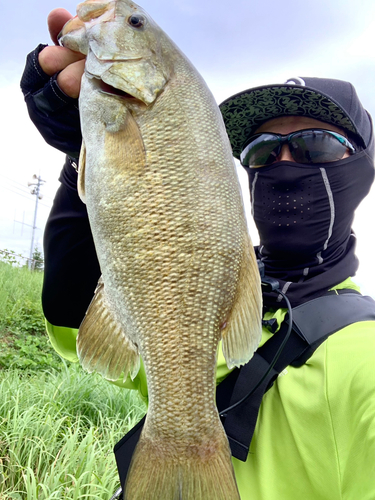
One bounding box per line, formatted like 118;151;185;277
87;70;161;106
98;79;137;100
88;74;140;101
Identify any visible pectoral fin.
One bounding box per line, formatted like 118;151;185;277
77;277;140;381
221;239;263;369
104;109;146;176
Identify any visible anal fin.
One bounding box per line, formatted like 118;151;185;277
77;277;140;382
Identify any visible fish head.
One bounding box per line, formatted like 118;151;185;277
59;0;171;104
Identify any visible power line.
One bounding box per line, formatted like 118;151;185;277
0;172;55;203
1;181;33;195
1;182;31;196
0;184;52;209
0;185;36;201
0;172;34;190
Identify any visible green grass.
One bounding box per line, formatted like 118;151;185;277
0;364;146;499
0;260;61;370
0;259;44;323
0;259;147;498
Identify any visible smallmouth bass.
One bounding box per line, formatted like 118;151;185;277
60;1;262;498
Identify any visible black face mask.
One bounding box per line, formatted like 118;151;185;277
245;146;374;307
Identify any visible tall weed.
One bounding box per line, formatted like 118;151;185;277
0;260;147;499
0;261;44;327
0;364;146;499
0;261;61;370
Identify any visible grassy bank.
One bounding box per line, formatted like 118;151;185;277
0;261;146;498
0;365;146;499
0;261;60;370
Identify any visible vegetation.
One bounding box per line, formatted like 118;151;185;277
0;247;44;271
31;246;44;271
0;365;145;499
0;249;25;267
0;259;146;499
0;260;59;370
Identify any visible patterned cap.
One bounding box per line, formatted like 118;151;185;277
219;77;372;159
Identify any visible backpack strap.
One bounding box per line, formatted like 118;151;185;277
221;291;375;461
113;291;375;485
291;290;375;366
114;416;146;490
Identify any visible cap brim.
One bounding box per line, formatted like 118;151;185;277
219;84;358;159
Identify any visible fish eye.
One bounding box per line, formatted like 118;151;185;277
128;14;145;28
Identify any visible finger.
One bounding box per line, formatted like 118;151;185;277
39;46;85;76
48;8;74;45
57;59;86;98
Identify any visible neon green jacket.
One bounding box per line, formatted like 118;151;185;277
46;278;375;499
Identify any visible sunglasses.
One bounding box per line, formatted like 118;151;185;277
240;128;356;168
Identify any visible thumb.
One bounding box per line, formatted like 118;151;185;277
48;8;74;45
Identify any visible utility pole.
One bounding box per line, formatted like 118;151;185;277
28;174;46;269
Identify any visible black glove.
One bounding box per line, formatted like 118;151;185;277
21;45;99;327
21;44;82;159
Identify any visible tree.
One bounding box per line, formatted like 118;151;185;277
31;246;44;271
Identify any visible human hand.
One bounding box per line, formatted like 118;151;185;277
38;8;85;99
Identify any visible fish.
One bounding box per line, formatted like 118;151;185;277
60;1;262;498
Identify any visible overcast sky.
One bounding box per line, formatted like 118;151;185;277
1;0;375;293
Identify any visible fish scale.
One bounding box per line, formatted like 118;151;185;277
60;0;262;498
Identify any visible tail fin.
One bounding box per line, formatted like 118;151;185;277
124;424;240;500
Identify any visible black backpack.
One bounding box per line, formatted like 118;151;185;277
112;288;375;495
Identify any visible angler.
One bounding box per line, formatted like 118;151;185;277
21;4;375;499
